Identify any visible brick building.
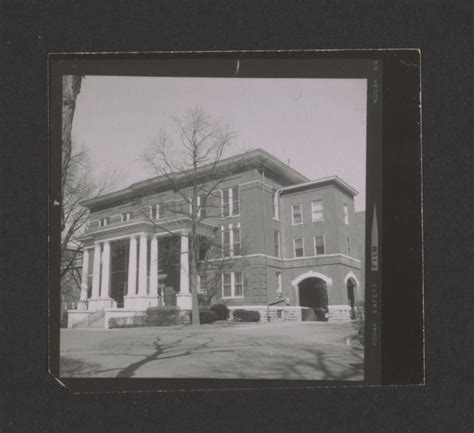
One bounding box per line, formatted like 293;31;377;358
68;149;364;327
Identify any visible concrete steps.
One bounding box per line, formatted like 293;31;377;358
72;310;106;329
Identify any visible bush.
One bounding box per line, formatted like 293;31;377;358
232;309;260;322
145;307;190;326
200;310;218;324
352;301;365;346
190;308;218;324
210;303;229;320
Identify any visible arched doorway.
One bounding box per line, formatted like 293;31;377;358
298;277;329;321
347;278;356;309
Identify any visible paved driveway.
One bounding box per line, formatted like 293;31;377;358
60;321;363;380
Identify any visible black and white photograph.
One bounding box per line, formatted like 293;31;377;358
50;55;383;388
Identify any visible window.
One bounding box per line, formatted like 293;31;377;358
232;226;241;256
276;272;282;297
344;203;349;225
222;187;240;217
291;204;303;224
99;217;110;227
222;273;232;297
196;275;201;293
273;191;279;219
222;272;244;298
346;236;351;256
222;224;240;257
311;200;323;222
232;187;239;216
234;272;243;297
222;227;231;257
121;212;130;222
274;229;281;257
197;195;207;218
151;204;162;219
294;237;304;258
314;235;326;255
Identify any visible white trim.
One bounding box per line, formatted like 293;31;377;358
313;234;326;256
291;271;333;288
202;252;361;265
279;176;359;196
293;237;305;258
291;203;303;225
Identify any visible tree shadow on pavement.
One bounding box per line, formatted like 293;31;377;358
115;335;213;378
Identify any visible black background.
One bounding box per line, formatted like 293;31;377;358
1;1;472;432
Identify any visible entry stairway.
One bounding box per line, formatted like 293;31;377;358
71;310;105;329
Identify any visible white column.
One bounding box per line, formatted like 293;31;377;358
91;243;102;298
127;236;138;296
100;241;111;298
138;234;148;295
149;235;158;296
180;233;190;294
79;248;90;301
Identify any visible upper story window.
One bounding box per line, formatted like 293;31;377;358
346;236;351;256
222;271;244;298
291;204;303;225
150;204;163;220
314;235;326;255
121;212;131;222
222;186;239;217
274;229;281;258
293;237;304;258
99;217;110;227
222;223;241;257
273;191;279;219
344;203;349;225
311;200;323;222
197;195;207;218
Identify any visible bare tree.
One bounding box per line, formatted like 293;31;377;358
141;107;243;325
61;76;116;297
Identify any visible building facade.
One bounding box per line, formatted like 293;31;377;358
68;149;365;327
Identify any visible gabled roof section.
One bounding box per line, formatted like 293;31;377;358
279;176;359;197
80;149;309;209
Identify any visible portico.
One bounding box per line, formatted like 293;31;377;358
78;231;192;312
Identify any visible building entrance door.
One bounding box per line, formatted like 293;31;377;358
298;277;329;321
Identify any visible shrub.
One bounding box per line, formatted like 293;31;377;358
190;309;218;324
352;301;365;346
210;303;229;320
232;309;261;322
145;307;190;326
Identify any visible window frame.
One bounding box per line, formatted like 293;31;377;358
221;186;240;218
313;234;326;256
221;271;244;299
291;203;303;225
293;237;305;258
344;203;349;225
311;199;324;222
121;212;130;223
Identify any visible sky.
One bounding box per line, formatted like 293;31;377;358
72;76;367;210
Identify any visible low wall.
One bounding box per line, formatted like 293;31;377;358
104;309;147;329
328;305;354;321
67;310;94;328
227;306;306;322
